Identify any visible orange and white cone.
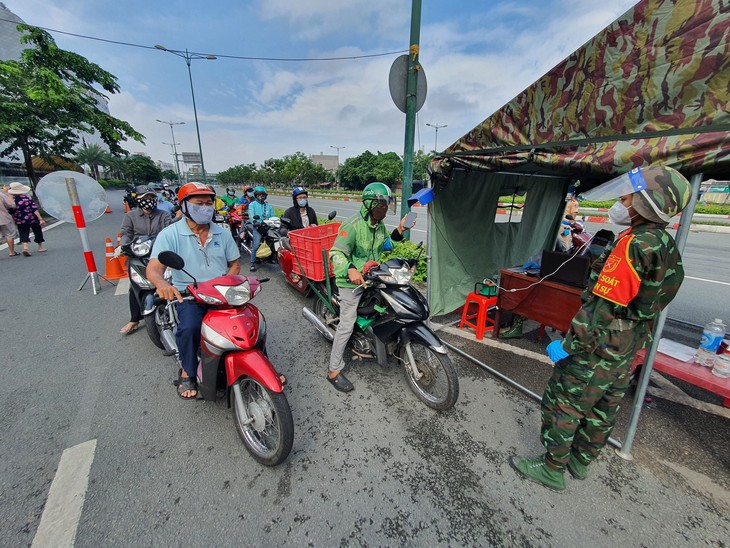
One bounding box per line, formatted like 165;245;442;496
104;237;127;280
116;232;127;269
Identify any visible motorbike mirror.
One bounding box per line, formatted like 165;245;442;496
327;211;337;220
158;251;185;270
172;205;180;213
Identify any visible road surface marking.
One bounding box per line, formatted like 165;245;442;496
114;277;130;296
685;276;730;286
0;221;64;251
32;439;97;548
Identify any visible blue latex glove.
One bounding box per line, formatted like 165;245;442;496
522;261;539;270
546;340;569;363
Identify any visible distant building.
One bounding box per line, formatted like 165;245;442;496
311;154;339;173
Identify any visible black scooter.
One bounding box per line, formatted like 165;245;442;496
122;235;171;350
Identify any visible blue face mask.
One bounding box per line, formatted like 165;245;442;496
246;191;254;198
183;202;214;225
297;199;307;207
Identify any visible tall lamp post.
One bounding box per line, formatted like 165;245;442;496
155;45;216;184
330;145;345;188
162;141;181;181
425;123;447;153
156;119;185;184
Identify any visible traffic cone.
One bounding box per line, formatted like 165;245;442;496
105;204;113;214
104;237;127;280
124;201;130;213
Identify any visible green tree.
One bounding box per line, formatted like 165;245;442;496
75;142;106;180
101;152;127;180
160;168;178;182
218;163;257;186
125;155;162;183
413;149;434;182
0;25;143;187
339;150;403;190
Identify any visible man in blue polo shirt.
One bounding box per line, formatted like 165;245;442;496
147;182;240;399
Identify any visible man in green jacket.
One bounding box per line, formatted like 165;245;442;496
327;182;412;392
510;165;691;491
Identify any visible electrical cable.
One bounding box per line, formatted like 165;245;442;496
0;17;408;62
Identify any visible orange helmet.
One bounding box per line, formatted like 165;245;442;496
178;182;215;203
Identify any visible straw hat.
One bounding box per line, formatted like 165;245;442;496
8;182;31;195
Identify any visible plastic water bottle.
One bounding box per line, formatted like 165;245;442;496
695;319;726;367
712;347;730;379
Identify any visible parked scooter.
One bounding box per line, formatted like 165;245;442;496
556;214;592;255
240;216;281;264
155;250;294;466
122;235;171;350
302;244;459;410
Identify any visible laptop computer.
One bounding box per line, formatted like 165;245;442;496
539;250;591;288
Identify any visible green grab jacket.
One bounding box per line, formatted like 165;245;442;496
329;204;403;288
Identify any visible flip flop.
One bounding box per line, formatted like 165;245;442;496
120;322;139;334
22;251;31;257
37;249;47;253
175;375;199;400
8;253;18;257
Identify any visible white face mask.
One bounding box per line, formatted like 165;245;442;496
607;201;632;226
183;202;214;225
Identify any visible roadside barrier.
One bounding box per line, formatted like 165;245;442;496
104;237;128;280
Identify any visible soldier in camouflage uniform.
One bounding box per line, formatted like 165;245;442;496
510;165;691;491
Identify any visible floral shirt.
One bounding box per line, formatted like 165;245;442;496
13;195;39;226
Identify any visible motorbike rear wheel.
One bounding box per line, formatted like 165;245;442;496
145;305;166;350
401;342;459;410
313;293;339;340
232;378;293;466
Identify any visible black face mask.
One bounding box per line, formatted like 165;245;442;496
137;197;158;211
256;195;266;204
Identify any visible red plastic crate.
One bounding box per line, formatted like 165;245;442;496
289;223;341;281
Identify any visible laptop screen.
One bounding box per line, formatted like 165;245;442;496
539;250;591;288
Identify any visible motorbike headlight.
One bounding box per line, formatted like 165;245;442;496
376;266;413;285
214;281;251;306
131;240;152;256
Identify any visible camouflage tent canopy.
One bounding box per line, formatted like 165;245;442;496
427;0;730;316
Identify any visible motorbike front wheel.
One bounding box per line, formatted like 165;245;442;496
145;304;166;350
401;342;459;410
232;378;293;466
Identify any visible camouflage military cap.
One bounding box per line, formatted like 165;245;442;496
632;166;690;224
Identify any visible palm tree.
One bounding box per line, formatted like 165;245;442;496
75;143;106;180
101;152;127;180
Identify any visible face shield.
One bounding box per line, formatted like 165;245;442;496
579;167;647;202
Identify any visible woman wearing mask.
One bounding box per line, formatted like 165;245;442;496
282;186;318;230
8;182;45;256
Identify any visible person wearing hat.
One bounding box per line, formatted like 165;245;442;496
8;182;45;256
510;165;691;492
0;186;18;257
119;184;173;335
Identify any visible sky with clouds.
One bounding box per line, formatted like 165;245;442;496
3;0;637;172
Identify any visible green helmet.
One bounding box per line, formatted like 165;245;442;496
362;182;392;210
631;166;691;224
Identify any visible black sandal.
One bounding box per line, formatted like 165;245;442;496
327;372;354;393
176;374;198;400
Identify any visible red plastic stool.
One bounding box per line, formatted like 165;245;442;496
459;289;498;340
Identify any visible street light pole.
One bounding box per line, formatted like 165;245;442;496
330;145;345;188
156;119;185;185
425;123;447;152
162;141;181;180
155;45;216;184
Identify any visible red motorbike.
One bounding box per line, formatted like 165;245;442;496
227;206;248;245
156;250;293;466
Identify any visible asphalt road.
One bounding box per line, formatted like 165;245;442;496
0;190;728;546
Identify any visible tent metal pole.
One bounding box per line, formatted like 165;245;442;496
426;181;433;319
616;172;703;461
442;340;624;451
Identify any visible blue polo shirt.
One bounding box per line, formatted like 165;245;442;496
151;219;240;290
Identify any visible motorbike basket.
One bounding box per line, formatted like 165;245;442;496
289;223;341;281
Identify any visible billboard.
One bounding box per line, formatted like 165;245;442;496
181;152;202;164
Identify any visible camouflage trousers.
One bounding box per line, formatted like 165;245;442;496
540;354;634;470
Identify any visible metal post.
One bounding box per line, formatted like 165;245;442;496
65;177;113;294
426;123;447;153
185;51;207;184
330;145;345;188
399;0;422;240
616;172;703;460
156;120;185;185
